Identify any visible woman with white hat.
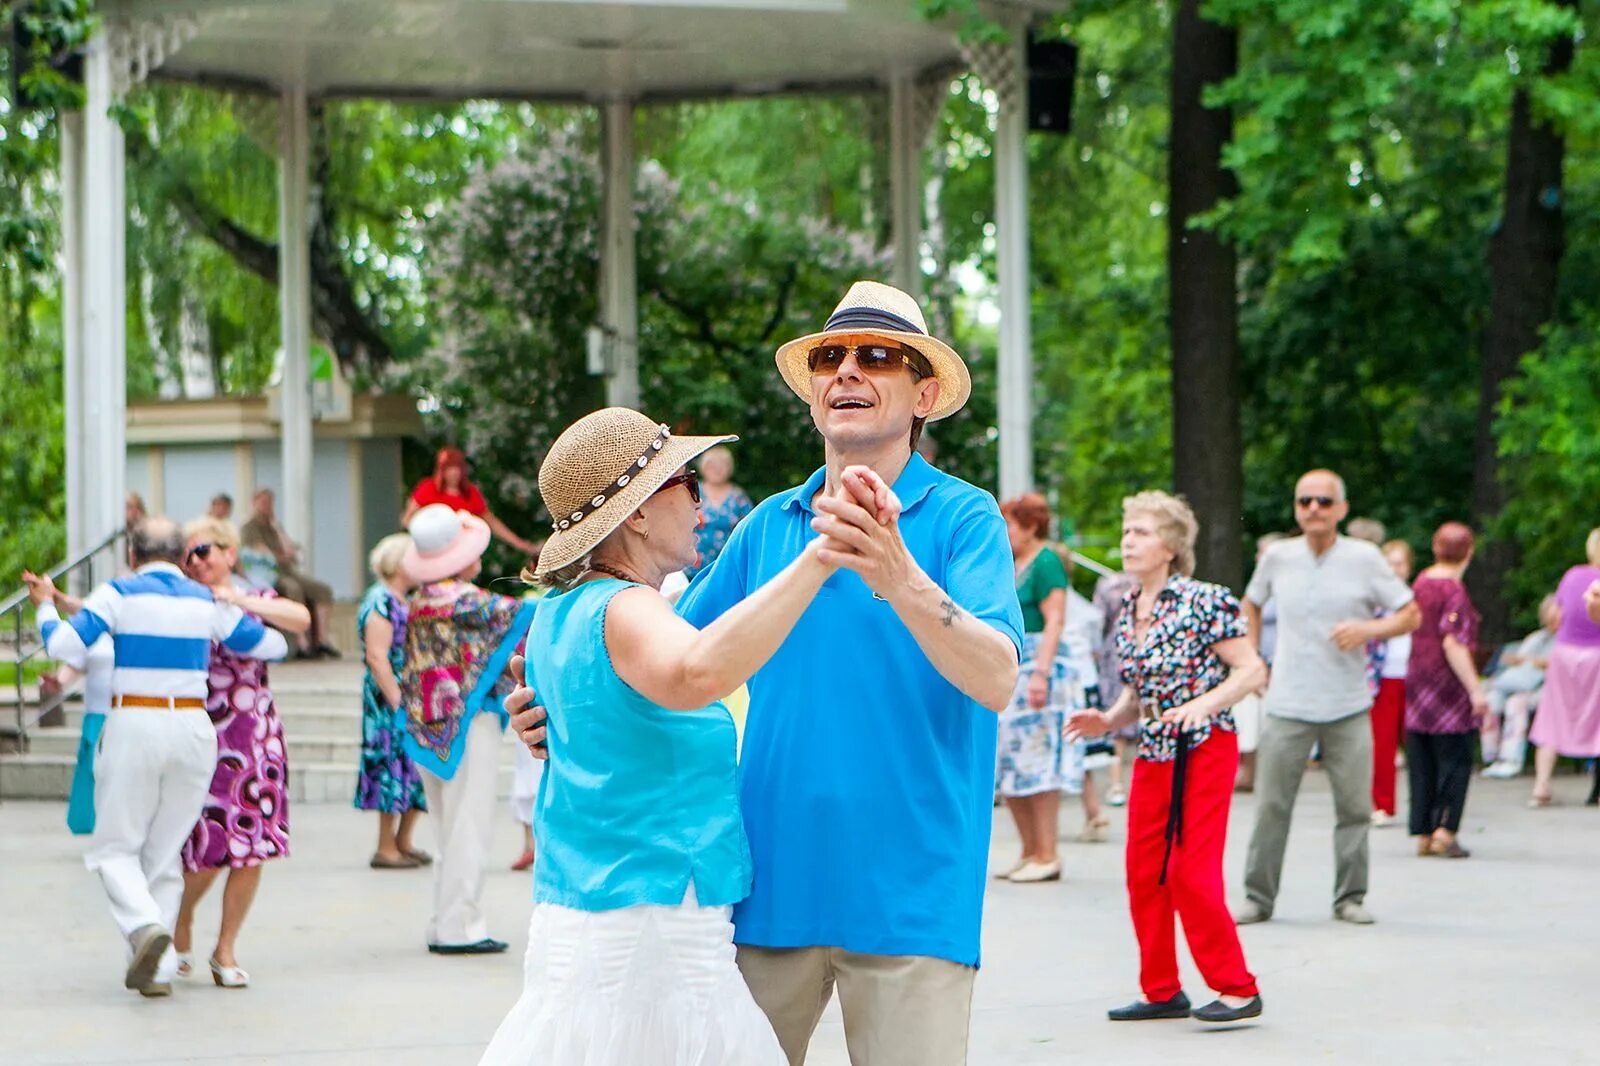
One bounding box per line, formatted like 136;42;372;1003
477;406;877;1066
400;503;529;956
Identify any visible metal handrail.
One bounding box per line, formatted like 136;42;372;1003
1066;548;1116;579
0;529;126;788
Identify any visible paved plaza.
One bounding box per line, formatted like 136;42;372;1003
2;759;1597;1065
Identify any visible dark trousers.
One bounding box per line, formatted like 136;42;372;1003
1406;731;1474;835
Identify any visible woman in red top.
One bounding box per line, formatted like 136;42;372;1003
404;448;538;555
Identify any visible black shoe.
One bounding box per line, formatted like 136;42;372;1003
315;643;343;659
428;938;508;956
1193;995;1263;1023
1108;992;1191;1021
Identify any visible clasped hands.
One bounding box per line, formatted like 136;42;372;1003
505;465;907;758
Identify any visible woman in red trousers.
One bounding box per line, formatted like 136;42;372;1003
1070;491;1268;1025
1369;540;1415;825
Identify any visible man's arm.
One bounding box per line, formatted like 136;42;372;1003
812;469;1018;712
1242;598;1263;653
212;602;289;661
1332;600;1419;651
24;572;112;670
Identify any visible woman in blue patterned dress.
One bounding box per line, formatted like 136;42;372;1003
356;532;429;868
685;445;753;579
995;492;1080;884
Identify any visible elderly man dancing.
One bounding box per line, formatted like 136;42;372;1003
24;518;288;997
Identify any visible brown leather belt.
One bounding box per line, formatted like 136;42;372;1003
113;695;206;710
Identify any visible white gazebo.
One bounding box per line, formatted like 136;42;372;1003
63;0;1052;568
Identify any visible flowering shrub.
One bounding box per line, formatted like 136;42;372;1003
421;134;888;561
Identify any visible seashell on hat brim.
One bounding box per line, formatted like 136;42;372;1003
774;280;971;422
535;407;736;578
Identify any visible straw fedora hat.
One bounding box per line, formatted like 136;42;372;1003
535;407;736;578
403;504;493;584
774;280;971;422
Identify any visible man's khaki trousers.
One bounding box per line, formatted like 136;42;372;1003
736;944;975;1066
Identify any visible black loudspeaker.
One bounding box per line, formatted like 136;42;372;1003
9;4;84;111
1027;36;1077;135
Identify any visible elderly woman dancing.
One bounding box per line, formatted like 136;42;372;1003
1069;492;1267;1025
478;407;880;1066
172;516;311;988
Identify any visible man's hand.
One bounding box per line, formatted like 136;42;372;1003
21;570;56;608
811;469;916;597
505;654;548;758
1330;619;1374;652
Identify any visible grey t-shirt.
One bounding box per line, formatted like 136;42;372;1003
1245;536;1414;722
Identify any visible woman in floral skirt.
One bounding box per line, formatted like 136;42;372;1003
173;516;311;989
356;532;430;868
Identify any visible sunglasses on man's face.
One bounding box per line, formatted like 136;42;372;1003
186;543;214;564
807;343;928;378
1296;495;1337;509
653;470;701;505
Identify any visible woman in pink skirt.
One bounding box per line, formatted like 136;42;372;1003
1529;528;1600;807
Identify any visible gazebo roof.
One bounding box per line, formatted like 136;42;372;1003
112;0;1035;101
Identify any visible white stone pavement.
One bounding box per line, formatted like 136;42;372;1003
2;765;1598;1065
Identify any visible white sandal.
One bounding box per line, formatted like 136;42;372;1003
209;957;250;989
175;952;194;979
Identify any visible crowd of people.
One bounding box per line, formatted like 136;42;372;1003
24;276;1600;1064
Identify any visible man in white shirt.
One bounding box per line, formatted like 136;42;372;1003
1234;471;1419;926
23;518;288;997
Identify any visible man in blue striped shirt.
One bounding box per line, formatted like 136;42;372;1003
24;517;288;997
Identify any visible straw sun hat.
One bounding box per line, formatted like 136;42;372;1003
535;407;736;578
774;280;972;422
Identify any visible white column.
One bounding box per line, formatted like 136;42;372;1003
79;33;127;572
992;37;1034;500
888;74;923;299
600;100;639;409
278;85;315;569
60;110;86;578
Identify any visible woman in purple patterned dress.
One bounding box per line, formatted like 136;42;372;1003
172;516;311;988
1404;522;1488;859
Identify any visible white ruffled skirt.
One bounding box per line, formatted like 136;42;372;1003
477;887;786;1066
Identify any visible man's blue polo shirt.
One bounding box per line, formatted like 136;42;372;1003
677;454;1022;967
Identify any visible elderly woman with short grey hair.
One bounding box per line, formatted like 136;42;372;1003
1069;490;1267;1025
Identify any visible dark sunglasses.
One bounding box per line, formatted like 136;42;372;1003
807;342;930;379
654;470;701;505
1296;495;1337;509
186;543;214;564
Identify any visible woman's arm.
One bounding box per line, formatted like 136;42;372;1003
217;585;312;634
1066;685;1139;739
483;510;536;555
1027;587;1067;709
605;542;836;711
401;495;420;526
1162;636;1269;729
363;613;402;708
1442;635;1489;715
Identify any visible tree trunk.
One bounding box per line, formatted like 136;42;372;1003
1168;0;1243;589
1471;8;1576;643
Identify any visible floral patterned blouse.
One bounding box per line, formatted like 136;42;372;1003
687;486;754;578
1116;574;1249;762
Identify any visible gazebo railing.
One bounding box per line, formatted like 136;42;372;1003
0;529;125;799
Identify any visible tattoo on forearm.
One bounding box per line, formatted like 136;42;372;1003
940;598;960;627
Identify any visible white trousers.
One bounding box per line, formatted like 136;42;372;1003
510;741;543;828
85;708;217;982
421;713;503;946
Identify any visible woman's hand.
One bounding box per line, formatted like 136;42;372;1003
1470;691;1491;719
1161;698;1214;730
1065;708;1110;740
1026;671;1049;709
211;582;242;606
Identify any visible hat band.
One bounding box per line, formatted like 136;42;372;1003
822;306;926;337
552;424;672;534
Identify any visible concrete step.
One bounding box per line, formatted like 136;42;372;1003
0;753;519;804
25;725;369;766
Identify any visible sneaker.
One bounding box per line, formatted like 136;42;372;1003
137;982;173;998
1369;810;1394;828
1106;786;1128;807
1334;900;1376;925
1233;900;1271;925
1482;762;1519;779
125;924;172;990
